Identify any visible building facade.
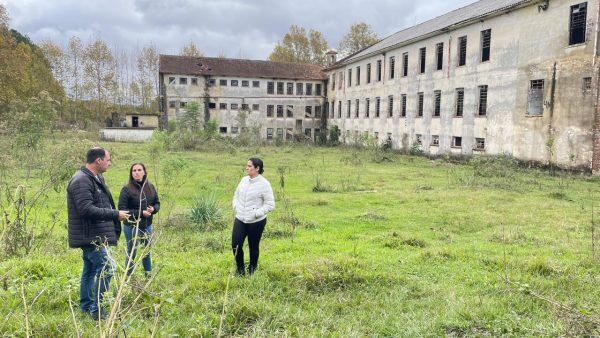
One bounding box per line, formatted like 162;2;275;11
159;56;328;141
326;0;600;170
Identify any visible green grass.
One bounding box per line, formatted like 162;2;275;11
0;136;599;336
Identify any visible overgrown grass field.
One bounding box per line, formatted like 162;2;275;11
0;135;599;336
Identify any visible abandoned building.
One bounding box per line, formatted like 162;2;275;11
326;0;599;170
159;0;600;171
159;56;327;141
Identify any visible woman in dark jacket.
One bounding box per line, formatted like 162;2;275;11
118;163;160;277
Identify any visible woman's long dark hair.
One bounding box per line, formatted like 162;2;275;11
127;163;157;199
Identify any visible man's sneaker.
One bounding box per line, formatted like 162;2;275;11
90;308;108;321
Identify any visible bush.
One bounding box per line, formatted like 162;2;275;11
328;126;340;146
189;193;224;231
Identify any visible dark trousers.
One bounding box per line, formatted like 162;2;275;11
232;218;266;273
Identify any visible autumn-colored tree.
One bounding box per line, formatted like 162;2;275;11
338;22;380;55
268;25;329;66
137;44;159;113
180;41;203;57
83;37;115;119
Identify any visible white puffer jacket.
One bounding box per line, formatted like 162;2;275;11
233;175;275;223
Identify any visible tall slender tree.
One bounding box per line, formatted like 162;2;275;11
83;37;115;119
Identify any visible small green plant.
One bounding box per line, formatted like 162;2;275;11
189;193;224;231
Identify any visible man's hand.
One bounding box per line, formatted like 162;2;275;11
142;210;152;218
118;210;131;221
146;206;154;213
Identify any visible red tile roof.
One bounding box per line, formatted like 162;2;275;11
160;55;327;80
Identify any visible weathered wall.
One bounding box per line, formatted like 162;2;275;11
123;115;159;128
99;128;156;142
327;0;598;169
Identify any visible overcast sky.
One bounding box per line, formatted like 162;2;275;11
2;0;475;60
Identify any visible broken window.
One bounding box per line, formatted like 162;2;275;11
241;103;249;110
242;80;249;87
219;127;227;134
481;29;491;62
208;102;216;109
583;77;592;92
375;97;381;117
478;85;488;116
180;101;187;108
331;74;336;91
401;94;407;117
355;99;360;118
253;81;260;87
267;105;274;117
348;69;352;87
417;92;424;117
179;77;187;85
316;83;322;96
402;52;409;77
305;128;312;138
433;90;441;117
330;102;335;119
232;127;239;134
230;103;238;110
208;79;216;86
297;83;304;95
570;3;587;45
347;100;351;118
169;101;176;108
277;105;283;117
452;136;462;148
436;42;444;70
307;105;314;118
277;128;284;139
431;135;439;146
419;47;426;74
191;78;198;86
287;82;294;95
528;80;544;116
356;66;361;85
267;82;274;94
366;98;370;118
377;60;382;81
458;36;467;66
338;101;342;118
338;72;343;89
231;80;238;86
388;96;394;117
286;128;293;140
286;105;294;118
267;128;273;139
306;83;313;95
416;134;422;146
390;56;395;79
367;63;372;84
252;104;259;111
455;88;464;117
168;77;176;85
219;103;227;109
277;82;284;94
220;79;227;86
315;105;322;118
475;138;485;150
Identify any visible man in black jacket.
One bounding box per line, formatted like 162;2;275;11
67;147;130;320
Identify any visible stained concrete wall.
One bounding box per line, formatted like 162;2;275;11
326;0;599;169
161;74;327;141
100;128;156;142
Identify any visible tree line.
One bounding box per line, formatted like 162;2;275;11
0;3;379;128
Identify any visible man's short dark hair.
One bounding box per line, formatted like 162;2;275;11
86;147;106;164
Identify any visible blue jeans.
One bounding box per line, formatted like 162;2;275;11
80;246;115;313
124;224;153;276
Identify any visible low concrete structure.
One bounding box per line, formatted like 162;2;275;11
100;127;156;142
123;114;159;128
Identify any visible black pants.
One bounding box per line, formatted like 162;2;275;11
232;218;266;273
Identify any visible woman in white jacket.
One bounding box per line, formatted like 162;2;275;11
232;158;275;275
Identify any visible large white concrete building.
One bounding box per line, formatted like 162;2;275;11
159;0;600;171
159;56;327;141
326;0;600;170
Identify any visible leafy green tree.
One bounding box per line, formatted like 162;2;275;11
9;91;59;150
269;25;329;66
181;101;201;131
338;22;380;55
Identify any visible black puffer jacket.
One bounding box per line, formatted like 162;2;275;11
118;181;160;228
67;167;120;248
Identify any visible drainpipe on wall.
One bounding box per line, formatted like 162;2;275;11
592;0;600;173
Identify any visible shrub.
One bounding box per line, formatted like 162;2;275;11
189;193;224;231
